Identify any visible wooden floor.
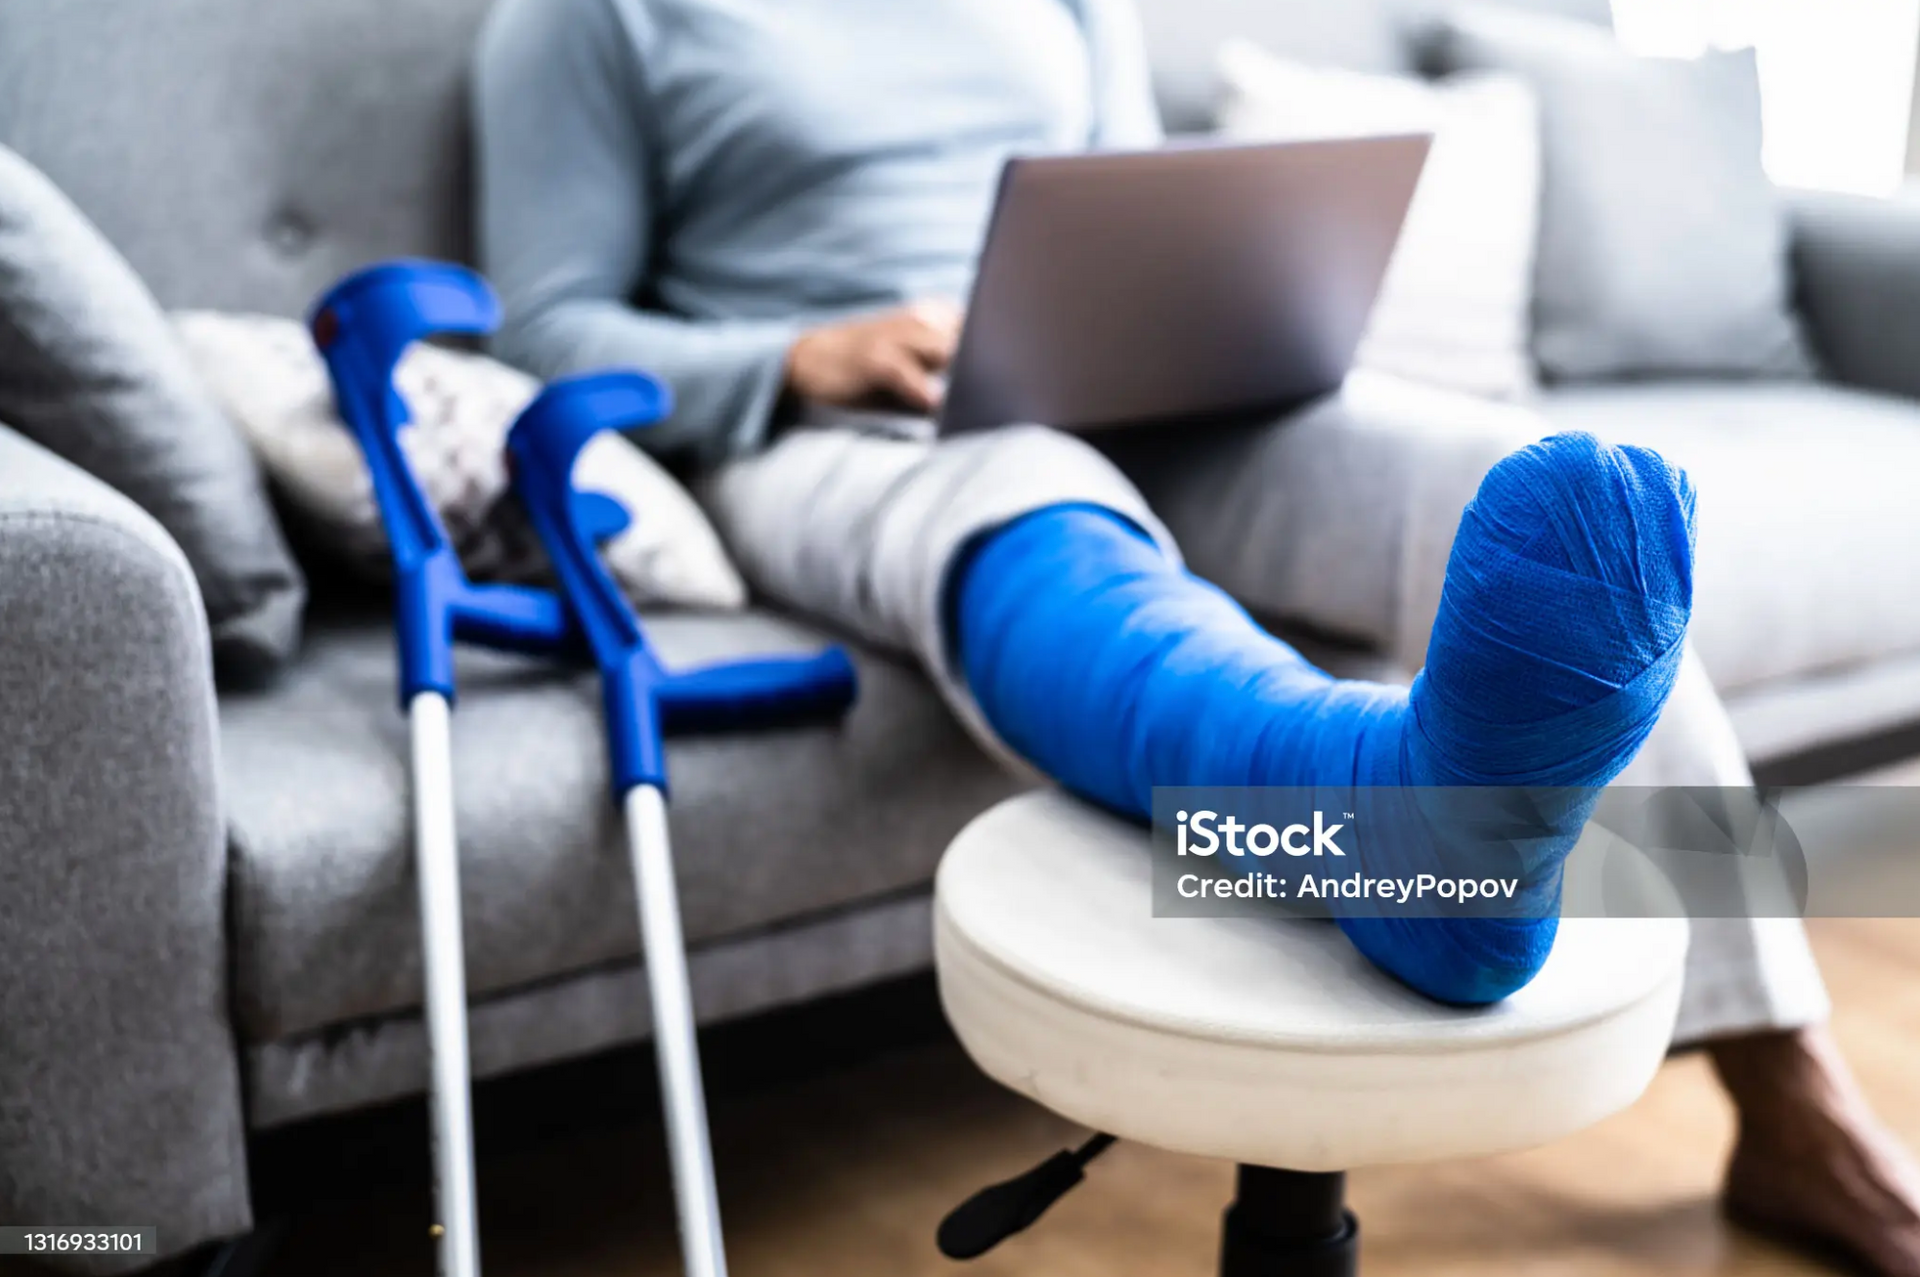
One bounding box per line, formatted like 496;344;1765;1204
258;918;1920;1277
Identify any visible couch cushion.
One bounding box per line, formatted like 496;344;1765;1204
1131;0;1404;133
219;608;1020;1043
1133;0;1612;133
1540;382;1920;695
0;144;307;678
1;0;1618;308
1397;0;1613;25
1425;11;1813;385
0;0;491;316
247;893;939;1128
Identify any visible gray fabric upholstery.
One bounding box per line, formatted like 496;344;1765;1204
1395;0;1613;26
0;425;249;1269
0;0;1620;301
1118;369;1920;767
0;0;1910;1258
1541;381;1920;694
0;0;492;316
0;143;305;675
249;891;937;1127
1786;187;1920;404
1727;649;1920;765
1132;0;1612;132
1131;0;1403;131
220;610;1020;1043
1104;372;1547;657
1426;9;1814;384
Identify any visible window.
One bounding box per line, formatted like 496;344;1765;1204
1612;0;1920;194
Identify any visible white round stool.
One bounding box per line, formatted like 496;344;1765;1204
933;790;1689;1275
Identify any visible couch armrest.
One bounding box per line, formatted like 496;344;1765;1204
1787;186;1920;402
0;425;250;1268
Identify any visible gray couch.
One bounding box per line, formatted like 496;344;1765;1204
4;0;1920;1265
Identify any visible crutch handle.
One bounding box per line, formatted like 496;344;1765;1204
311;261;574;704
660;650;858;731
506;371;859;795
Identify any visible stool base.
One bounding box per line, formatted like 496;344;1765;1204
1219;1166;1359;1277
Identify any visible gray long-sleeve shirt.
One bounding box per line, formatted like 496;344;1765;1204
472;0;1161;462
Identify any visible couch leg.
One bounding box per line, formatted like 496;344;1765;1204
187;1217;287;1277
1219;1165;1358;1277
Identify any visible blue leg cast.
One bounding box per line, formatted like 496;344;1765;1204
952;433;1695;1004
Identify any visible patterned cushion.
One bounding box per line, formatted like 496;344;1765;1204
174;309;747;610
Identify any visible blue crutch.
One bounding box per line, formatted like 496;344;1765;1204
310;260;857;1277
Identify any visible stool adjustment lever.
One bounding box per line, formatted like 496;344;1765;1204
936;1132;1116;1260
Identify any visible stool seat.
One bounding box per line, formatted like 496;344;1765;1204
935;791;1689;1173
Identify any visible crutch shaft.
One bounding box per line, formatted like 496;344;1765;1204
411;692;481;1277
626;784;728;1277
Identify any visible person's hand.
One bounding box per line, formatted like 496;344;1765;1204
785;300;962;413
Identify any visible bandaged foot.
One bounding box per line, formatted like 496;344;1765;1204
952;432;1695;1003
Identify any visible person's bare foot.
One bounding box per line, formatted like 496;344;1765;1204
1711;1026;1920;1276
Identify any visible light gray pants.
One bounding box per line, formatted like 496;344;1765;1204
701;388;1828;1045
703;422;1176;772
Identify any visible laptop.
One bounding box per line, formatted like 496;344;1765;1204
935;133;1430;435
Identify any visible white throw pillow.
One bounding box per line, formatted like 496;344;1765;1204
172;310;748;611
1216;39;1542;401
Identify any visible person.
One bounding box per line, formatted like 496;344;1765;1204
471;0;1920;1270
